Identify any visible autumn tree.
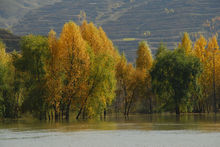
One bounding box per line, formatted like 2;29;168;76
76;52;116;119
136;41;153;113
192;35;220;112
123;63;140;116
45;30;63;120
192;35;210;112
179;32;192;55
80;21;120;60
59;21;90;120
80;21;104;54
115;53;127;114
115;53;141;116
75;21;118;119
207;35;219;113
136;41;153;71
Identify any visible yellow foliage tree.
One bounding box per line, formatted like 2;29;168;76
208;35;220;112
179;32;192;55
98;26;120;61
0;41;10;64
136;41;153;113
136;41;153;72
193;35;207;62
192;35;220;112
46;30;63;120
76;21;118;118
59;21;90;119
192;35;211;112
80;21;103;54
115;53;128;114
80;21;120;60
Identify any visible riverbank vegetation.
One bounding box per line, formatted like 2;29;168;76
0;21;219;120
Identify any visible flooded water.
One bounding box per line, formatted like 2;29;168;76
1;114;220;147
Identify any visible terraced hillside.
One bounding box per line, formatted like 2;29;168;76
0;0;61;28
1;0;220;61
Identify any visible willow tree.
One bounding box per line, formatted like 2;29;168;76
151;49;202;115
0;41;16;118
17;35;49;119
76;53;116;119
59;21;90;120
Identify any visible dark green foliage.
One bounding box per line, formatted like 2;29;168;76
151;48;203;114
0;62;15;118
155;43;167;58
0;41;18;118
15;35;49;119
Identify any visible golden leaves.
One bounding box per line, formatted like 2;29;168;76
136;41;153;72
180;32;192;55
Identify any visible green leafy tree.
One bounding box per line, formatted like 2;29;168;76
0;41;16;118
17;35;49;119
76;53;116;119
151;49;202;115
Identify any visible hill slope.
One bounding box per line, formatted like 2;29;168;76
0;29;20;52
1;0;220;61
0;0;61;29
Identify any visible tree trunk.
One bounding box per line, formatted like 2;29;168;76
104;109;106;120
149;97;152;114
65;102;70;120
76;83;96;120
175;104;180;115
124;99;128;116
48;112;50;121
76;105;83;120
82;107;86;119
45;111;47;120
53;105;58;121
175;97;180;115
39;112;42;120
123;85;128;116
54;109;58;121
127;97;133;116
126;87;137;116
51;111;53;120
62;109;64;120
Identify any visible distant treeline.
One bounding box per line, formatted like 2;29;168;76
0;21;219;120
